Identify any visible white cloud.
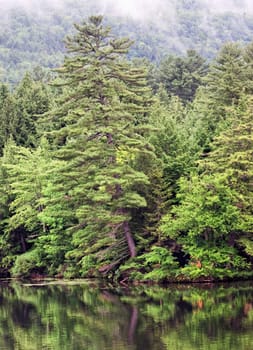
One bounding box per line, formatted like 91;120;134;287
96;0;174;21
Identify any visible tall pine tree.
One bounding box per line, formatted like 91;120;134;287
44;16;154;277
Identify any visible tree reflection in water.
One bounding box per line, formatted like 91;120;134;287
0;281;252;350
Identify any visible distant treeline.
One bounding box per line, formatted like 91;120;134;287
1;0;253;85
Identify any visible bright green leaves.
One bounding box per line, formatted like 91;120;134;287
160;168;253;280
2;138;51;234
161;174;241;243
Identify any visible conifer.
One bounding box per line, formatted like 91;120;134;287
45;16;154;276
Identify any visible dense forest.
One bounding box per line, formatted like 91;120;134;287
1;11;253;283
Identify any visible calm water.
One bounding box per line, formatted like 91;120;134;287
0;280;253;350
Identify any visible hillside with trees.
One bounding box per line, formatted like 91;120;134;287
1;12;253;283
1;0;253;85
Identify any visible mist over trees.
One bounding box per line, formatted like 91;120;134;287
1;0;253;85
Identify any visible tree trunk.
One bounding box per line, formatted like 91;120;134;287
123;221;136;258
128;307;138;344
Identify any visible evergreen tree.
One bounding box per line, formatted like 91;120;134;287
0;75;51;153
200;95;253;257
45;16;155;277
14;73;51;147
0;83;9;107
149;95;199;199
205;43;246;109
156;50;208;102
0;95;19;153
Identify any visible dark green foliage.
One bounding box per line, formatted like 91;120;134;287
0;75;52;154
42;16;155;277
154;50;208;102
0;93;18;152
14;73;52;146
204;43;246;108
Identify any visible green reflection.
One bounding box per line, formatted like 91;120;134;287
0;281;252;350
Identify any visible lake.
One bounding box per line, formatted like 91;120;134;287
0;280;252;349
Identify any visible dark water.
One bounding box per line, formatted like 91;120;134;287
0;280;253;350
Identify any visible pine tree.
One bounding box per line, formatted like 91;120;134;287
0;83;9;107
44;16;154;277
205;43;246;108
0;76;51;153
14;73;51;147
0;95;19;153
200;95;253;257
157;50;208;103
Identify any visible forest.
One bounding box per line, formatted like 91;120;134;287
2;0;253;85
1;14;253;283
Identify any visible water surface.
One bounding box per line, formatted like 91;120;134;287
0;280;253;350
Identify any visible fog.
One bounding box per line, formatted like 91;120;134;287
0;0;252;20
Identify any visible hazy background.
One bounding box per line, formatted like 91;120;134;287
0;0;252;19
1;0;253;84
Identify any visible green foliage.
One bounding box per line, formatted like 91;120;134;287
1;13;253;282
0;75;52;153
2;1;253;85
119;246;179;282
11;249;39;277
161;174;241;241
160;173;252;280
204;43;248;110
140;246;179;281
178;246;250;280
41;16;156;277
154;49;208;102
3;138;50;234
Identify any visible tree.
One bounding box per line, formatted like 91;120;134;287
0;75;52;154
156;50;208;102
0;138;70;276
14;73;52;147
160;173;251;280
44;16;155;277
0;95;19;153
204;43;246;108
199;95;253;257
160;96;253;280
0;83;9;107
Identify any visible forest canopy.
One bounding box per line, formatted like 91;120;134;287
0;12;253;282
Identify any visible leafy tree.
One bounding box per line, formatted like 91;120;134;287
0;138;68;276
160;173;251;280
